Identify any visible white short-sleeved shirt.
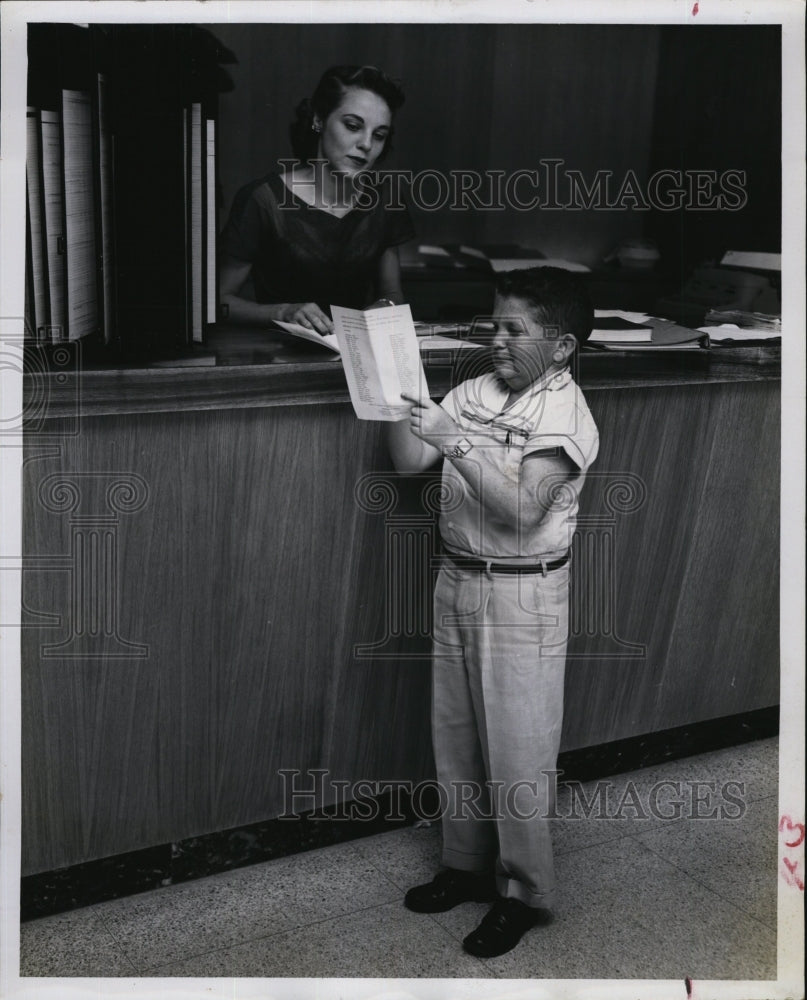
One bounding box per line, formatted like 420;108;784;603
438;368;599;560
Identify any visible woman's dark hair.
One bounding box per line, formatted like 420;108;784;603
289;65;405;162
495;267;594;345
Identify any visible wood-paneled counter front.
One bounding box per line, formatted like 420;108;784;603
21;329;780;874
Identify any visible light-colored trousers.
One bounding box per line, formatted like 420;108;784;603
431;560;569;910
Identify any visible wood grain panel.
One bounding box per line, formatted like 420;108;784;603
647;381;780;717
560;380;779;749
21;437;162;873
22;405;437;871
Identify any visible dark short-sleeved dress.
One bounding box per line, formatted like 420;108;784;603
220;171;415;313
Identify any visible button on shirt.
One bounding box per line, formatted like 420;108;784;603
438;369;599;559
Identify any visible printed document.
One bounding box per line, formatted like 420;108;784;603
332;304;430;421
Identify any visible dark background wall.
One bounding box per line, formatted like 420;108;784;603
212;22;781;276
647;25;782;276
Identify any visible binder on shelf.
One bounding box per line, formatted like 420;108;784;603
39;108;66;343
184;30;223;345
25;107;49;340
24;209;36;343
62;87;99;342
205;118;217;327
189;102;204;344
182;106;190;343
91;26;116;346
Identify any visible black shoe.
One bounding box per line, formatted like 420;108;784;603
404;869;496;913
462;898;553;957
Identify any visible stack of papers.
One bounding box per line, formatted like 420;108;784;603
273;318;340;352
698;324;781;342
585;312;707;353
590;310;653;345
407;244;465;269
701;308;781;339
457;244;546;271
489;257;590;274
720;251;781;272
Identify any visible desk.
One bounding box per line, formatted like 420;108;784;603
21;332;779;873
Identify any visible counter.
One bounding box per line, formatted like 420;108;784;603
27;324;779;417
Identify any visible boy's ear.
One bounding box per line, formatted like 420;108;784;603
552;334;576;365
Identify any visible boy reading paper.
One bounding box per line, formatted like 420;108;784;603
384;267;600;957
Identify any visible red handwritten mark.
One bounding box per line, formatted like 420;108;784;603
782;858;805;891
779;815;806;848
692;2;699;15
685;975;694;998
779;815;805;890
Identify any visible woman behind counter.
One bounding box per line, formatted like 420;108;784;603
220;65;414;336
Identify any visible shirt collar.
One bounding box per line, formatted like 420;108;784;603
493;366;572;408
459;367;572;433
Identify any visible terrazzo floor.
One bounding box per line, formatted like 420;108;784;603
19;736;780;982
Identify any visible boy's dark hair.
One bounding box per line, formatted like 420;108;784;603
290;65;405;162
495;266;594;344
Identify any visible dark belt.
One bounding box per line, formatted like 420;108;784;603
441;549;570;575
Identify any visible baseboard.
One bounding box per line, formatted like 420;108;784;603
20;705;778;921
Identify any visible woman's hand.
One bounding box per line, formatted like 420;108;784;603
279;302;334;335
401;393;458;446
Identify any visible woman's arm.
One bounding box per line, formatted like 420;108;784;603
219;256;333;334
374;247;406;305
